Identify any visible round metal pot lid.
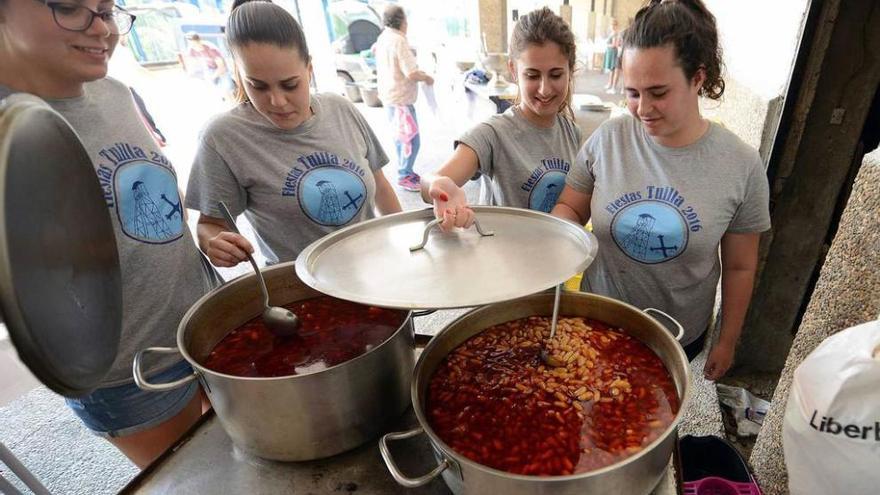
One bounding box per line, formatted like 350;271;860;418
295;206;598;309
0;94;121;397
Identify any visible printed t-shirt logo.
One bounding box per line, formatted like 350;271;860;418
299;167;366;226
284;151;368;226
521;158;570;213
529;172;566;212
611;200;688;264
113;161;184;244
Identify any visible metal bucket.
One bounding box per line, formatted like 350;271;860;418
359;84;383;107
381;291;691;494
344;83;363;103
134;262;415;461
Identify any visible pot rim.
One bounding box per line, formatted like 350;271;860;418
411;291;692;481
175;264;414;382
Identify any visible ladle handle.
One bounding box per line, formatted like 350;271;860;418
549;283;562;339
218;202;269;309
379;427;450;488
410;217;495;252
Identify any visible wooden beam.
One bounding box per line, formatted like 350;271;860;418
736;0;880;373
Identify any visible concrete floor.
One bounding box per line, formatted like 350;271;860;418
0;67;725;494
0;327;41;408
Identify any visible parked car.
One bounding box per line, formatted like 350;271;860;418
328;0;382;88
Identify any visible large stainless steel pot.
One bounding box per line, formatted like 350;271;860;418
380;291;691;494
134;262;415;461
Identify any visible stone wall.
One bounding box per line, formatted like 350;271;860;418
701;79;784;160
700;0;809;162
750;149;880;494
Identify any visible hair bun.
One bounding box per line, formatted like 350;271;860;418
230;0;271;12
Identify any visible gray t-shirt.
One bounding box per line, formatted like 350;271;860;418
567;115;771;345
457;107;582;212
1;79;216;385
186;93;389;263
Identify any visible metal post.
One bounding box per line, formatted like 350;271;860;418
0;474;25;495
0;442;51;495
321;0;335;42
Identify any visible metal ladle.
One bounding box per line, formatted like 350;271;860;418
218;202;300;337
540;283;566;367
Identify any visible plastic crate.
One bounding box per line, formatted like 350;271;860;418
680;435;762;495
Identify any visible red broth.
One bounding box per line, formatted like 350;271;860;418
427;316;678;476
204;296;407;377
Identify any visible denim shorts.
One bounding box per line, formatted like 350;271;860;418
65;360;199;438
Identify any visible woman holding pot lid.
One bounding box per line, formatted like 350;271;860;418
0;0;215;467
551;0;771;380
420;7;582;231
186;0;402;268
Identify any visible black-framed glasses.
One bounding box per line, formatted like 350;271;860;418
37;0;137;35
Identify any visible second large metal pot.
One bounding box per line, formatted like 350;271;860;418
134;262;415;461
381;291;691;494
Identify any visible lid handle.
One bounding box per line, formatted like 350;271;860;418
409;218;495;252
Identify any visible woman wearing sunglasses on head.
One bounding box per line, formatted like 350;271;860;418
0;0;216;467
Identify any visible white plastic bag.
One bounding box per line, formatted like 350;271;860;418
783;320;880;495
419;82;439;116
716;384;770;436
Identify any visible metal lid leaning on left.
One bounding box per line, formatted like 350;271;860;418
295;206;598;310
0;94;122;397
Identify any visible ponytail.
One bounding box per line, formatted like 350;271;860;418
623;0;724;100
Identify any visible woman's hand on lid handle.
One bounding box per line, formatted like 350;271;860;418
429;176;475;232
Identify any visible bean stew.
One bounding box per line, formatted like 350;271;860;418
427;315;678;476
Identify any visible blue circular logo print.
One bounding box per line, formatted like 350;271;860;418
610;200;688;264
528;171;566;213
115;161;185;244
298;167;367;226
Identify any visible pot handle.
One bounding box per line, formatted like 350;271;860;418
643;308;685;342
133;347;199;392
410;218;495;252
379;427;449;488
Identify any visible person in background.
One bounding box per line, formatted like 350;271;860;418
186;0;402;268
604;18;622;94
420;7;582;231
0;0;216;467
551;0;771;380
182;32;234;100
373;5;434;192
